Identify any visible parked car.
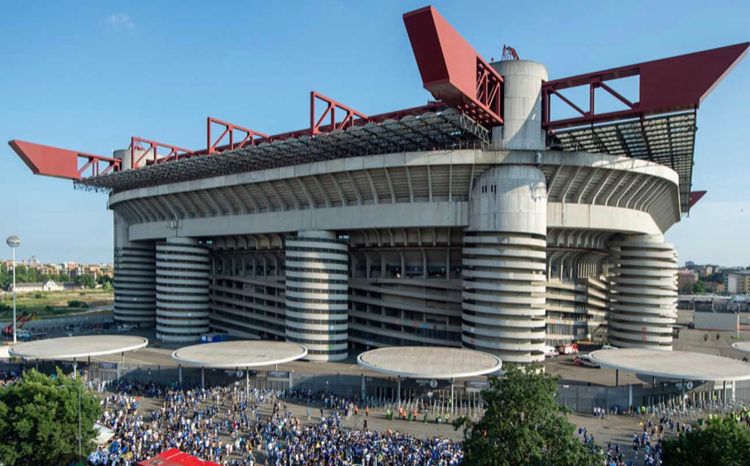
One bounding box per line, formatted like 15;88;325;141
544;345;560;357
573;354;600;368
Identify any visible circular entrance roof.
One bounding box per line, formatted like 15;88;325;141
732;342;750;354
9;335;148;360
590;348;750;382
357;346;502;379
171;340;308;369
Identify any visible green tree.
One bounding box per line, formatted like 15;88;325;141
74;274;96;289
96;275;114;292
455;364;603;466
662;414;750;466
0;368;101;465
693;280;706;294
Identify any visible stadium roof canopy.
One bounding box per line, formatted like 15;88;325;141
9;335;148;361
732;341;750;354
75;108;488;193
7;5;748;215
171;340;307;369
357;346;502;379
590;348;750;382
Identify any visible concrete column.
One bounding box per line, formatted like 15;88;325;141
628;384;633;408
284;230;349;362
113;212;156;326
490;60;548;151
155;237;210;343
462;165;548;363
608;234;677;349
397;377;401;406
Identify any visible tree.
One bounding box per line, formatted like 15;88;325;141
455;364;603;466
693;280;706;294
0;368;101;466
74;274;96;289
662;414;750;466
96;275;113;292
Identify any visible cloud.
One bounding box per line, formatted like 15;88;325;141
105;13;135;29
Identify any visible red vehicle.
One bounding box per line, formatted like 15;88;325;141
2;313;35;337
557;343;579;355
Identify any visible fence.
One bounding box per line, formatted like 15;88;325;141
6;360;750;415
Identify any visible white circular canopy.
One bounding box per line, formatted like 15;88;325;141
171;340;308;369
590;348;750;382
732;341;750;354
357;346;502;379
9;335;148;360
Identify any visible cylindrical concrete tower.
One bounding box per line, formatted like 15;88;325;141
113;212;156;325
608;234;678;349
155;237;210;343
462;165;548;363
490;60;548;151
285;230;349;362
113;148;156;171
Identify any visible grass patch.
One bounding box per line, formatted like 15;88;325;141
0;289;113;319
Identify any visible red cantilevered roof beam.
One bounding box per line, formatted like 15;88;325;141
688;190;707;209
403;6;503;127
310;91;367;135
207;117;268;154
130;136;192;168
8;140;120;180
543;42;749;130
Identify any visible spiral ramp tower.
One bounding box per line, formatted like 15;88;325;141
608;235;678;349
113;212;156;325
284;231;349;361
155;238;210;343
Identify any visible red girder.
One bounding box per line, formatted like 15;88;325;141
207;117;268;154
543;42;749;130
11;7;746;184
310;91;367;135
403;6;503;127
130;137;192;168
8;140;120;180
688;190;707;209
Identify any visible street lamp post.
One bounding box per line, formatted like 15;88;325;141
5;235;21;344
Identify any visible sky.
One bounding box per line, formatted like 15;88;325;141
0;0;748;266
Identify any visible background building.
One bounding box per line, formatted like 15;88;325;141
728;271;750;294
9;7;748;362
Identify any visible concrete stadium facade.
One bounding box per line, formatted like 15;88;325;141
107;60;681;362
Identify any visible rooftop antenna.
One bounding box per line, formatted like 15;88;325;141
501;45;520;61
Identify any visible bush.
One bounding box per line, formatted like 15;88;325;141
66;300;89;309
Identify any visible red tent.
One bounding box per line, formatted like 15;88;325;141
137;448;221;466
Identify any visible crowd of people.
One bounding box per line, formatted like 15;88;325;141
0;369;18;386
86;381;464;465
599;414;697;466
4;365;749;466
